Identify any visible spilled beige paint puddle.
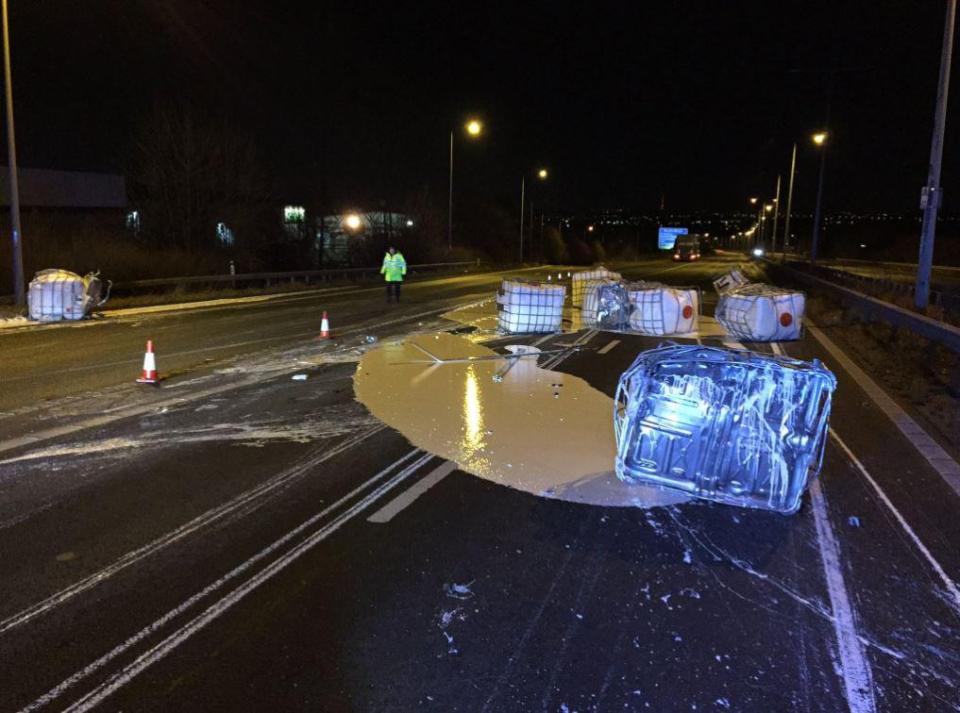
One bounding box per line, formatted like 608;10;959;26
354;333;687;508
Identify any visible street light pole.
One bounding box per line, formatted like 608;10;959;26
447;130;453;252
2;0;23;307
519;176;525;263
771;174;781;253
916;0;957;310
782;143;797;262
810;133;829;264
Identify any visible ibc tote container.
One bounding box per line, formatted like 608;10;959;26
715;284;805;341
496;279;565;333
571;266;622;307
626;283;700;335
614;344;837;514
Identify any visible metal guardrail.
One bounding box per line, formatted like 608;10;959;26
110;260;484;291
782;259;960;314
769;260;960;354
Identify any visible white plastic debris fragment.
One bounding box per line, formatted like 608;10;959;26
291;374;308;381
496;279;565;333
571;266;622;307
715;283;806;341
713;269;749;294
614;344;837;514
626;282;700;335
444;581;475;600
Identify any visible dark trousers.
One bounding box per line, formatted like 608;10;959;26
386;281;401;302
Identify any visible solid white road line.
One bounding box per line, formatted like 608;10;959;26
809;478;877;713
777;339;960;613
597;339;621;355
23;448;431;713
829;429;960;615
0;426;388;636
806;321;960;498
367;460;457;523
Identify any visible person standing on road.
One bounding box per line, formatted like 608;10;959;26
381;246;407;303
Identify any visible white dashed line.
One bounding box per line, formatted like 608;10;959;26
367;460;457;523
597;339;621;355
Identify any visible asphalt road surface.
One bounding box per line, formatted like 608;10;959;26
1;257;959;712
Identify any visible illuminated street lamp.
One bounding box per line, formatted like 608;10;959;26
344;213;362;231
749;196;758;205
519;166;550;262
764;203;773;213
448;117;484;251
2;0;24;306
810;130;829;263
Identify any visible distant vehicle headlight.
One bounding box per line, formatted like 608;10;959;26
752;247;764;257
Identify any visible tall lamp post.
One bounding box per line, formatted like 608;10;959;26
2;0;23;307
770;176;781;253
809;130;829;263
782;143;798;262
519;167;548;263
448;118;483;252
916;0;956;310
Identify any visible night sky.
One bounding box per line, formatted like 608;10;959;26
7;1;958;213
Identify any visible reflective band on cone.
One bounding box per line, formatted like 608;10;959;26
136;339;159;384
319;311;331;339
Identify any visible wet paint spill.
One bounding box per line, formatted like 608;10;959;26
353;333;688;508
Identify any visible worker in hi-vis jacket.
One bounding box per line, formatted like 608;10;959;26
381;246;407;303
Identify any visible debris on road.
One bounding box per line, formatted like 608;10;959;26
444;581;475;600
626;283;700;335
27;269;110;322
496;279;566;333
614;344;837;514
582;280;631;329
571;266;622;306
715;283;806;341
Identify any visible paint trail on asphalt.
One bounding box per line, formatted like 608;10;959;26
809;477;877;713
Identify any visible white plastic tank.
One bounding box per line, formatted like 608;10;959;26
496;279;565;333
571;266;621;307
713;269;748;294
627;284;700;335
715;284;805;341
28;269;107;322
582;280;631;329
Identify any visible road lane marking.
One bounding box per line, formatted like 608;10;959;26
777;340;960;613
0;426;390;636
809;477;877;713
49;451;436;713
367;460;457;523
829;430;960;614
20;448;430;713
597;339;621;355
805;321;960;498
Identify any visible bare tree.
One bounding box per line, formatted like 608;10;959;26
128;101;273;253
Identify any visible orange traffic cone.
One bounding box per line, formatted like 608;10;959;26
136;339;159;384
319;311;331;339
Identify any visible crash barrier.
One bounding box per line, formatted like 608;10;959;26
771;260;960;355
28;269;110;321
786;260;960;316
627;283;700;336
110;260;488;294
496;279;566;333
571;267;622;307
715;283;805;341
614;344;837;514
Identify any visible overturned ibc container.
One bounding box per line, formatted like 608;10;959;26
713;269;748;294
496;279;566;334
614;344;837;514
571;266;622;307
715;283;805;341
626;283;700;336
27;269;110;322
582;280;631;330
